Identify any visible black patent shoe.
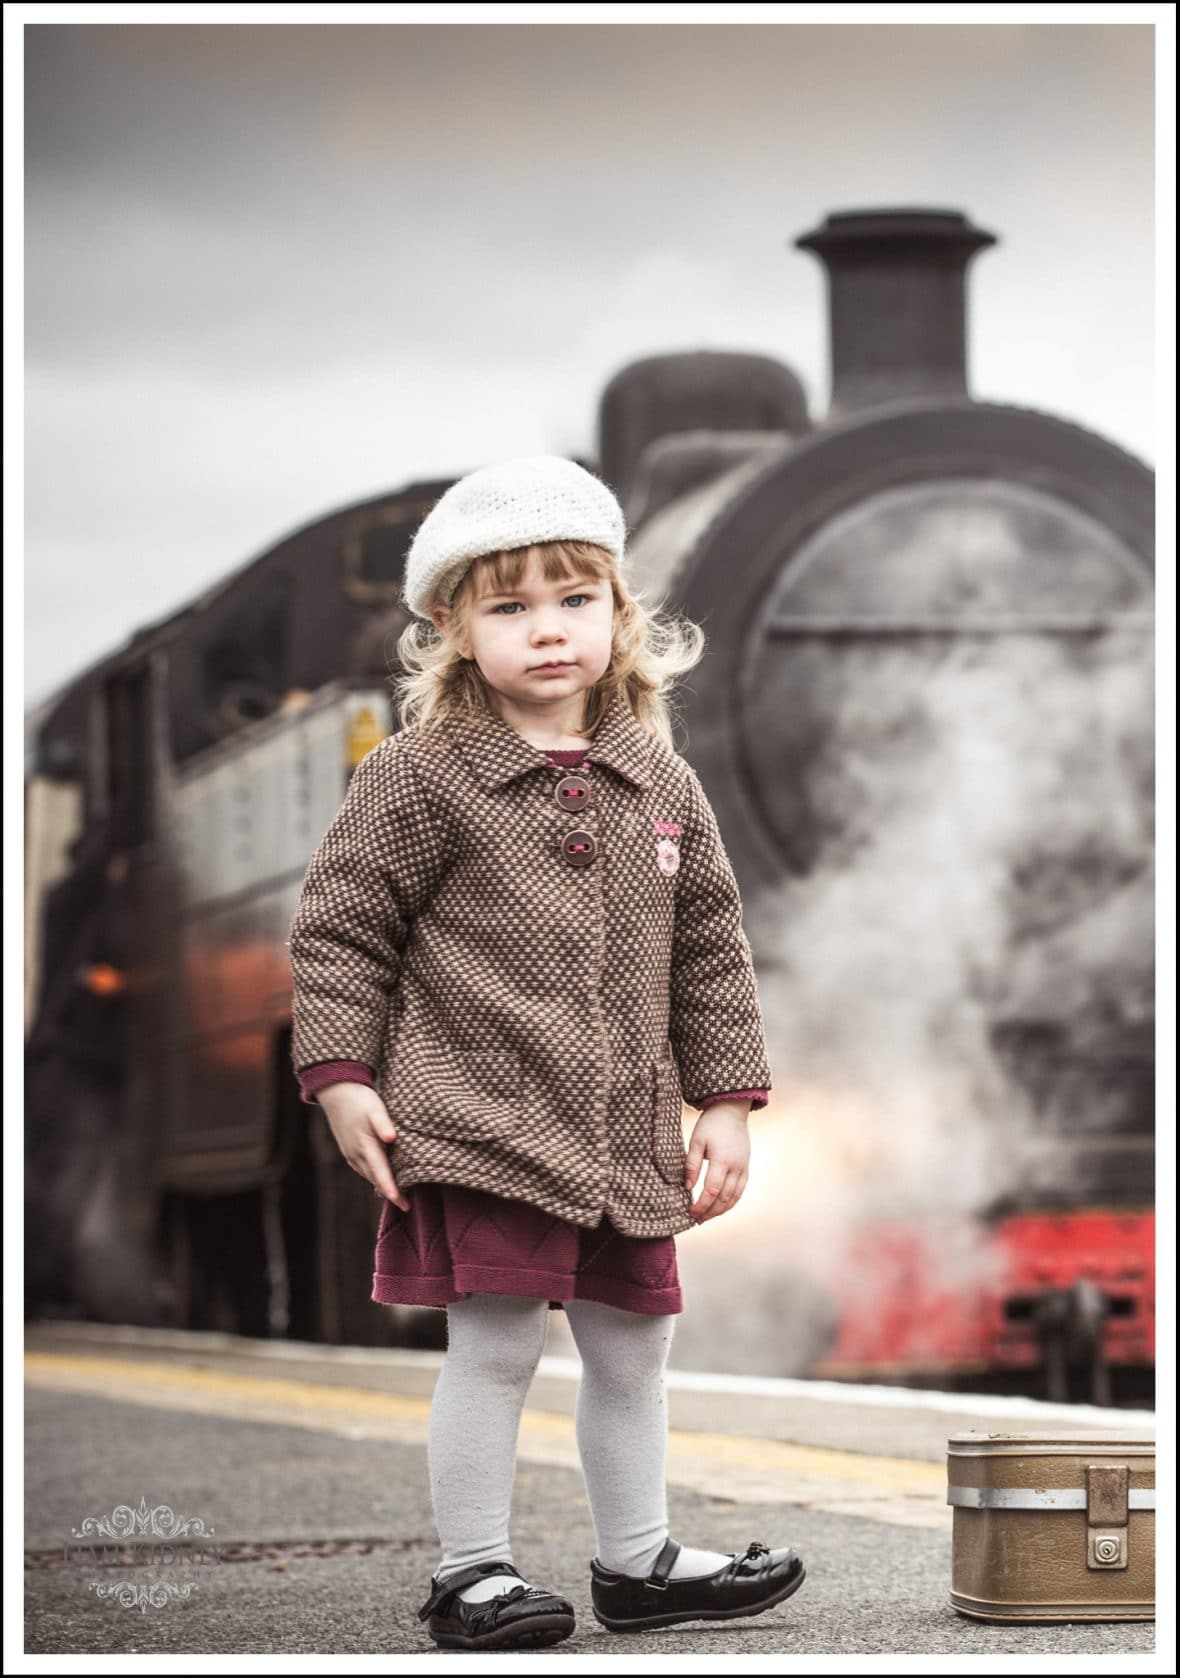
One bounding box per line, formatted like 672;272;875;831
590;1536;805;1633
416;1559;576;1650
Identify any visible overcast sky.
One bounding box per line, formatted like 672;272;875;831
20;17;1159;709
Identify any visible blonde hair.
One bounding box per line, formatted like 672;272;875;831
392;541;705;753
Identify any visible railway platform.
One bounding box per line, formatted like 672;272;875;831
21;1319;1163;1662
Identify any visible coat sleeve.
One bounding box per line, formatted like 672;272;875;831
297;1059;376;1107
286;737;449;1080
668;764;773;1108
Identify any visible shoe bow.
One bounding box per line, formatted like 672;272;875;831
466;1583;531;1632
735;1540;772;1569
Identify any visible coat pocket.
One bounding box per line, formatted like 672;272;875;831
389;1048;523;1143
651;1057;687;1185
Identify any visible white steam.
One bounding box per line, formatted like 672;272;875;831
670;626;1154;1378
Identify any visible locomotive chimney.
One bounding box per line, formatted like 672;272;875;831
795;208;996;419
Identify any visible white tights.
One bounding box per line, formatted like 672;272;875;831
428;1292;727;1586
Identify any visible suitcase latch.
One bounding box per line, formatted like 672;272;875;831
1086;1463;1129;1570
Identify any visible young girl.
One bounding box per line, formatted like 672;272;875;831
287;455;805;1650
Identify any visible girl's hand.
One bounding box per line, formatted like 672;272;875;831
684;1104;751;1223
317;1082;411;1211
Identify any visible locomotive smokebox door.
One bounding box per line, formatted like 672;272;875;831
947;1432;1155;1622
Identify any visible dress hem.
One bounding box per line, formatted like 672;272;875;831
372;1262;683;1317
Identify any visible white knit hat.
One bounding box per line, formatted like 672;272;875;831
402;454;627;620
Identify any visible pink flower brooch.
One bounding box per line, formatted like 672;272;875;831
652;819;682;876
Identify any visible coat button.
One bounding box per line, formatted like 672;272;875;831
561;829;598;866
554;772;591;812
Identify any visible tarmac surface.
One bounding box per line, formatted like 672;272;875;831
22;1320;1161;1661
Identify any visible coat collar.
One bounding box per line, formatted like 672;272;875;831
440;689;655;791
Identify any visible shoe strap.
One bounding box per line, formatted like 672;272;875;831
648;1536;681;1587
416;1560;524;1621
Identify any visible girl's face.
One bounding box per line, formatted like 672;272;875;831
436;550;615;711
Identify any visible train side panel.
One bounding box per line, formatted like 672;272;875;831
161;687;393;1187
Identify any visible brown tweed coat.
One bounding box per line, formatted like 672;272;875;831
287;689;773;1236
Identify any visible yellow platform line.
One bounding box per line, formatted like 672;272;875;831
25;1350;949;1530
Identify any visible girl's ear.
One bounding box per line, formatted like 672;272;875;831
432;601;472;662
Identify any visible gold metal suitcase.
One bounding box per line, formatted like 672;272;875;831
948;1431;1155;1623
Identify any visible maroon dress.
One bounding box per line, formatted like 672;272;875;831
298;745;768;1317
371;1179;684;1315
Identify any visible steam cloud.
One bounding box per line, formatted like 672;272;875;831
668;625;1154;1378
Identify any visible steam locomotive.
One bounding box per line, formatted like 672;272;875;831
24;208;1154;1404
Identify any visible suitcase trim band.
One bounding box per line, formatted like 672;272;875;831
949;1487;1156;1510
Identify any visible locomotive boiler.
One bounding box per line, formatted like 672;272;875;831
24;207;1154;1403
613;210;1153;1403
